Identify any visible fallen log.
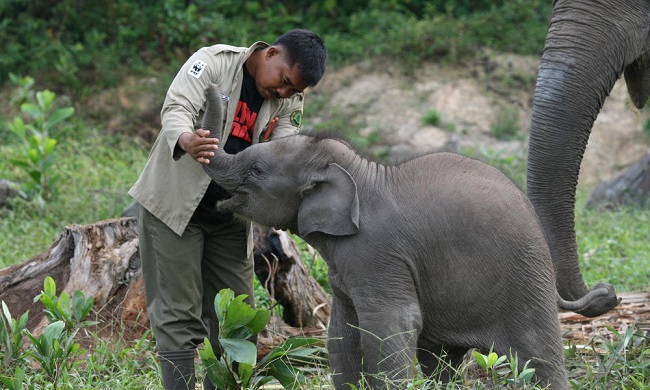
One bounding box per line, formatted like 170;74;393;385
0;217;331;346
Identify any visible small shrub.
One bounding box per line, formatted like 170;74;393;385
34;276;95;330
199;288;326;389
490;107;520;140
422;109;442;126
5;79;75;203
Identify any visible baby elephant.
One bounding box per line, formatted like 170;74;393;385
201;85;571;389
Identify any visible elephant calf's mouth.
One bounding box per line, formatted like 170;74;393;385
216;192;247;214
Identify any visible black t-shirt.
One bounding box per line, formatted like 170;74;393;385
191;65;264;224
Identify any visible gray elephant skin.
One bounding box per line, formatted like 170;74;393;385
200;85;571;389
527;0;650;317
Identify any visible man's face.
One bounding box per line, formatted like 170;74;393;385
256;46;308;99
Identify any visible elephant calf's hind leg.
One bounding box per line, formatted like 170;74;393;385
417;344;467;383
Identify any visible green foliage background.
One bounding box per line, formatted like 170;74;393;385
0;0;550;93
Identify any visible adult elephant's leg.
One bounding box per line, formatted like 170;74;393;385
327;295;362;389
527;0;648;316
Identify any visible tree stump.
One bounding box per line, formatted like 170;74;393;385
587;149;650;209
0;217;331;347
253;225;331;330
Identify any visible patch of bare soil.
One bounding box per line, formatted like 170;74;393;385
306;53;650;186
560;291;650;344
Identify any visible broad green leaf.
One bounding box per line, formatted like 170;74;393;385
44;137;57;153
223;295;257;332
214;289;234;323
8;159;30;168
198;337;217;361
57;291;72;325
472;351;488;368
259;337;321;366
20;103;42;122
43;276;57;297
200;340;237;390
220;338;257;365
72;291;94;321
36;90;55;111
28;149;39;164
520;368;535;381
247;309;271;334
237;361;254;387
486;351;499;367
267;359;304;390
43;321;65;345
45;107;74;128
7;117;26;137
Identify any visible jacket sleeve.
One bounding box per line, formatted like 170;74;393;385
160;47;224;160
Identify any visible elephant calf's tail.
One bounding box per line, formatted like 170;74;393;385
556;282;622;317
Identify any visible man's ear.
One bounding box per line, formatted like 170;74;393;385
266;46;279;59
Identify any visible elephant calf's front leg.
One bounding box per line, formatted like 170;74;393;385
356;298;422;388
328;297;363;389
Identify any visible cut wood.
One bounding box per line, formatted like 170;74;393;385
0;217;331;347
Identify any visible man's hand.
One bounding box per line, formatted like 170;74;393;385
178;129;219;164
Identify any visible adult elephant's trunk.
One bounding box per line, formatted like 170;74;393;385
526;0;645;317
201;84;238;191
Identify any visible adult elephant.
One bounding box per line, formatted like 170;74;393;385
527;0;650;317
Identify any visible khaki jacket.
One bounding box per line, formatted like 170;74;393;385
129;42;304;236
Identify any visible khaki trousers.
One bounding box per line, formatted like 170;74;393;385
138;206;254;351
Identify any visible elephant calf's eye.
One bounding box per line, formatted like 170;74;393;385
250;164;265;178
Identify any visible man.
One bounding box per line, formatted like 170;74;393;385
128;29;327;389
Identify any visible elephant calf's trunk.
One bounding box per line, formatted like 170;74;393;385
202;83;225;141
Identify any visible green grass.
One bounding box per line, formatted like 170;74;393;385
0;130;147;268
576;191;650;292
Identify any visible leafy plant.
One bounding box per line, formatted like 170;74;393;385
199;288;326;389
472;349;536;388
0;301;29;368
422;109;442;126
24;320;82;387
8;73;35;107
34;276;95;330
5;85;75;203
0;366;26;390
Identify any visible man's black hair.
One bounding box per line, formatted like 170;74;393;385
272;29;328;88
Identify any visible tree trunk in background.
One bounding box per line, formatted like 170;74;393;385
0;217;330;346
253;225;331;330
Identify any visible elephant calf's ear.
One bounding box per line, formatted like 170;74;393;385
297;163;360;237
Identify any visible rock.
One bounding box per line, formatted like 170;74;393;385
0;179;20;206
587;149;650;209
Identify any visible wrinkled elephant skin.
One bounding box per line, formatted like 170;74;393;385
200;84;572;389
527;0;650;317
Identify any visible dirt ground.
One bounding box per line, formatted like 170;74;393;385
304;52;650;187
